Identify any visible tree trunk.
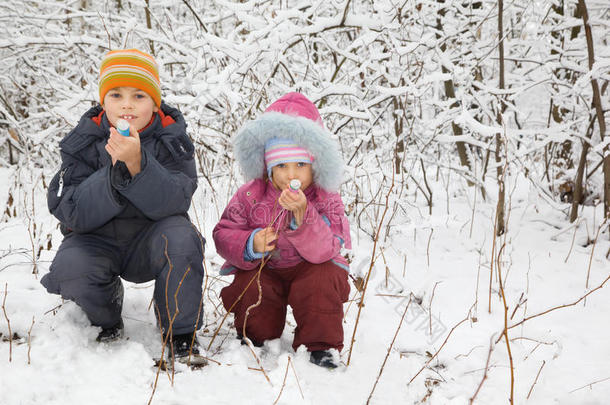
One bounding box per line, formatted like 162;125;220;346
548;1;574;174
145;0;155;55
576;0;608;220
495;0;506;237
436;3;473;181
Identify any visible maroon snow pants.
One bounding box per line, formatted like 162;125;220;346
220;260;350;352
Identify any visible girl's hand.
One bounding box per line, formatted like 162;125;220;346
253;227;277;253
105;125;142;176
278;188;307;226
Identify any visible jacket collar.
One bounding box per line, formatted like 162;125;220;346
86;102;183;140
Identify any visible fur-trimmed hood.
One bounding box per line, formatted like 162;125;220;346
233;93;344;192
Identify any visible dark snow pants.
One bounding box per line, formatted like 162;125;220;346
220;261;350;351
41;215;205;335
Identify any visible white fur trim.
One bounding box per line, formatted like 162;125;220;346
233;112;344;192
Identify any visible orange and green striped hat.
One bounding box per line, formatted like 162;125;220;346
99;49;161;107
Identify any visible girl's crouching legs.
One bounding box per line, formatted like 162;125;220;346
220;269;287;345
288;261;350;352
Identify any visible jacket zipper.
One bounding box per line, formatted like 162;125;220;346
56;168;67;197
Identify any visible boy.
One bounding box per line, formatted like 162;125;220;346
41;49;204;359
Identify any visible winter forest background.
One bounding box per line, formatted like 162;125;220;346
0;0;609;404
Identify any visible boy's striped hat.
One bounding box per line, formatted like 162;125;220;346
99;49;161;107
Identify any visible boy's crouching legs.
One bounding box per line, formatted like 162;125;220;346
288;261;350;352
127;216;205;336
41;234;123;329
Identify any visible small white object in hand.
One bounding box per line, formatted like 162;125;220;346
116;119;130;136
289;179;301;191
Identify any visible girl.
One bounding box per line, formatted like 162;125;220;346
213;92;351;368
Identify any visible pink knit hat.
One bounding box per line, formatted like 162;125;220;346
264;92;324;126
264;138;314;178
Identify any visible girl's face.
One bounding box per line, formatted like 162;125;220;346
103;86;158;131
271;162;313;191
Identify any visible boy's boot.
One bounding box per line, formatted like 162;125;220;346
96;319;124;343
170;332;201;358
309;350;338;369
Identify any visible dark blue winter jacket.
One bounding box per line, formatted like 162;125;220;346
47;103;197;238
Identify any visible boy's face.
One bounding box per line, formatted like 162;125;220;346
102;87;158;131
271;162;313;191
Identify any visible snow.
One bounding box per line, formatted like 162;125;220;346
1;0;609;403
1;167;609;404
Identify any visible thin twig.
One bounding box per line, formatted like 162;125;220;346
508;273;610;329
569;376;610;393
409;308;472;384
347;170;396;366
243;270;263;340
181;0;208;32
188;223;207;364
2;283;12;362
289;357;304;399
273;356;292;405
429;282;441;336
496;242;515;404
469;334;497;404
162;235;177;383
206;265;264;351
27;316;35;365
148;237;191;405
43;304;63;316
367;296;413;404
561;220;581;263
243;337;272;385
584;219;608;305
426;228;433;268
526;360;546;399
207;201;282;351
509;293;526;320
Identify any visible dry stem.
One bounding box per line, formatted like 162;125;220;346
207;201;283;351
496;242;515;404
367;296;412;404
2;283;12;362
27;316;35;365
426;228;434;268
273;356;292;405
148;236;191;405
289;357;304;399
408;308;472;384
526;360;545;399
243;337;272;386
569;376;610;393
429;282;441;335
469;334;497;404
585;218;607;305
347;170;395;366
508;273;610;330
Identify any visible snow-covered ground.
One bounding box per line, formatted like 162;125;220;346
0;167;608;404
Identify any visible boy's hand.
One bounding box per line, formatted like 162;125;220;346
105;125;142;176
278;189;307;226
253;227;277;254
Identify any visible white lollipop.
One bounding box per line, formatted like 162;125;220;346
289;179;301;192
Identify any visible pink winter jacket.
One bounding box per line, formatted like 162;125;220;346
213;178;351;275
